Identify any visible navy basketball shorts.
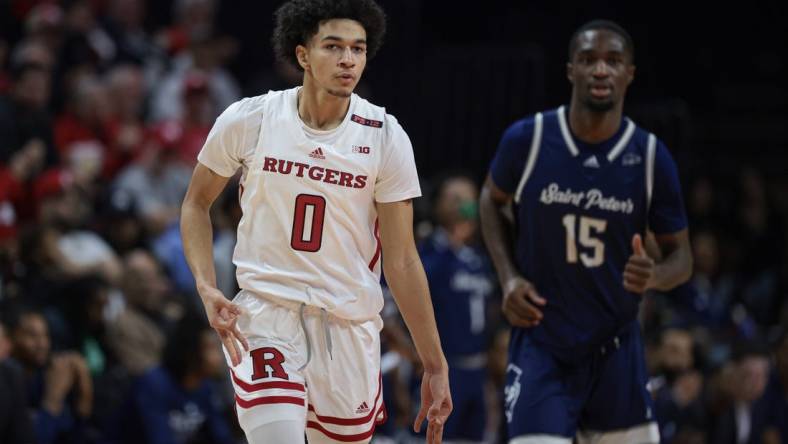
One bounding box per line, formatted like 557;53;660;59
504;321;659;444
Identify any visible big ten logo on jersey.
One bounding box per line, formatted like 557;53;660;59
352;145;370;154
250;347;289;380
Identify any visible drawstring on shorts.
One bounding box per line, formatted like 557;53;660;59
297;303;333;371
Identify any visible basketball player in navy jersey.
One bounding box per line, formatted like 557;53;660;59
480;20;693;444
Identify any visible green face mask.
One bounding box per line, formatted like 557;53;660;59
458;200;478;220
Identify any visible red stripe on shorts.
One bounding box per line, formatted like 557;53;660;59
235;394;304;408
231;370;305;393
306;406;385;441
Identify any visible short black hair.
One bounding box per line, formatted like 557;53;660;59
568;19;634;62
272;0;386;71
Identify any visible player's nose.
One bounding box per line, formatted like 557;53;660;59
338;47;356;67
591;60;609;77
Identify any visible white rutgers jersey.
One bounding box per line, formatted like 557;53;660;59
198;87;421;321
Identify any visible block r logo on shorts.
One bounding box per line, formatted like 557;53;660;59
250;347;290;380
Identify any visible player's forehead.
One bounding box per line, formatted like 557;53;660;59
573;29;627;56
312;18;367;44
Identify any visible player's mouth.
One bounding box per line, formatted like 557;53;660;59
336;73;356;85
590;84;612;99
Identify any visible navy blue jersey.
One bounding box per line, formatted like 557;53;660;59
419;229;495;357
489;106;687;361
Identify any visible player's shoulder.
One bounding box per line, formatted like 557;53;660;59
499;110;551;145
625;117;672;153
215;92;269;127
350;94;391;131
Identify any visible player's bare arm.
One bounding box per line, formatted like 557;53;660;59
181;163;249;366
479;175;546;328
376;199;452;444
624;229;692;294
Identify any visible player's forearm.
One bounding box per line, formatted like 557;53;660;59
479;186;520;287
650;247;693;291
180;200;218;296
384;257;448;373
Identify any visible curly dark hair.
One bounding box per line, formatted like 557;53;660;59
272;0;387;71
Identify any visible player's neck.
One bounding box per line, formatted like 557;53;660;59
567;102;623;144
298;80;351;131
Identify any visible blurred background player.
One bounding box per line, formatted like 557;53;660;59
419;173;496;443
480;20;692;443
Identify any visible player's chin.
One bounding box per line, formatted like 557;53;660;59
584;96;616;112
327;82;355;98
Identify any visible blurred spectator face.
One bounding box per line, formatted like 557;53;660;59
660;329;694;374
200;329;223;377
175;0;216;35
123;250;169;312
73;77;113;126
13;64;51;110
107;65;145;121
9;138;46;181
24;4;65;50
183;72;213;124
734;355;770;403
11;40;56;71
65;0;97;34
435;177;479;241
11;313;50;368
689;177;713;217
108;0;145;30
692;232;719;276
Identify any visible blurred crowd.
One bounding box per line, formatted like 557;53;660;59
0;1;786;444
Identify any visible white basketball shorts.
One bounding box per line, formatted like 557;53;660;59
225;290;386;442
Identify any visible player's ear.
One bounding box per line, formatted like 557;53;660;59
627;64;636;85
296;45;309;71
566;62;574;84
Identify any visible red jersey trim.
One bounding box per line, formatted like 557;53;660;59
368;219;382;271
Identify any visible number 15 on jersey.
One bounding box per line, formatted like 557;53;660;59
561;214;607;267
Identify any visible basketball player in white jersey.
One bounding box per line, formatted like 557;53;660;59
180;1;452;443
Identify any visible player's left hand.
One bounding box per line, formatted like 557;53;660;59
414;370;452;444
623;234;654;294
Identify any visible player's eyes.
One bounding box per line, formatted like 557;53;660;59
352;46;366;54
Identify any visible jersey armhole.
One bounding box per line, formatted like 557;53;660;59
513;112;544;204
645;133;657;227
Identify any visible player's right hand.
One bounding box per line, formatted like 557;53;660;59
502;276;546;328
199;287;249;366
414;370;452;444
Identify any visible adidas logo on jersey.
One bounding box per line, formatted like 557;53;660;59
622;153;642;166
355;402;370;414
583;155;600;168
309;147;326;159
